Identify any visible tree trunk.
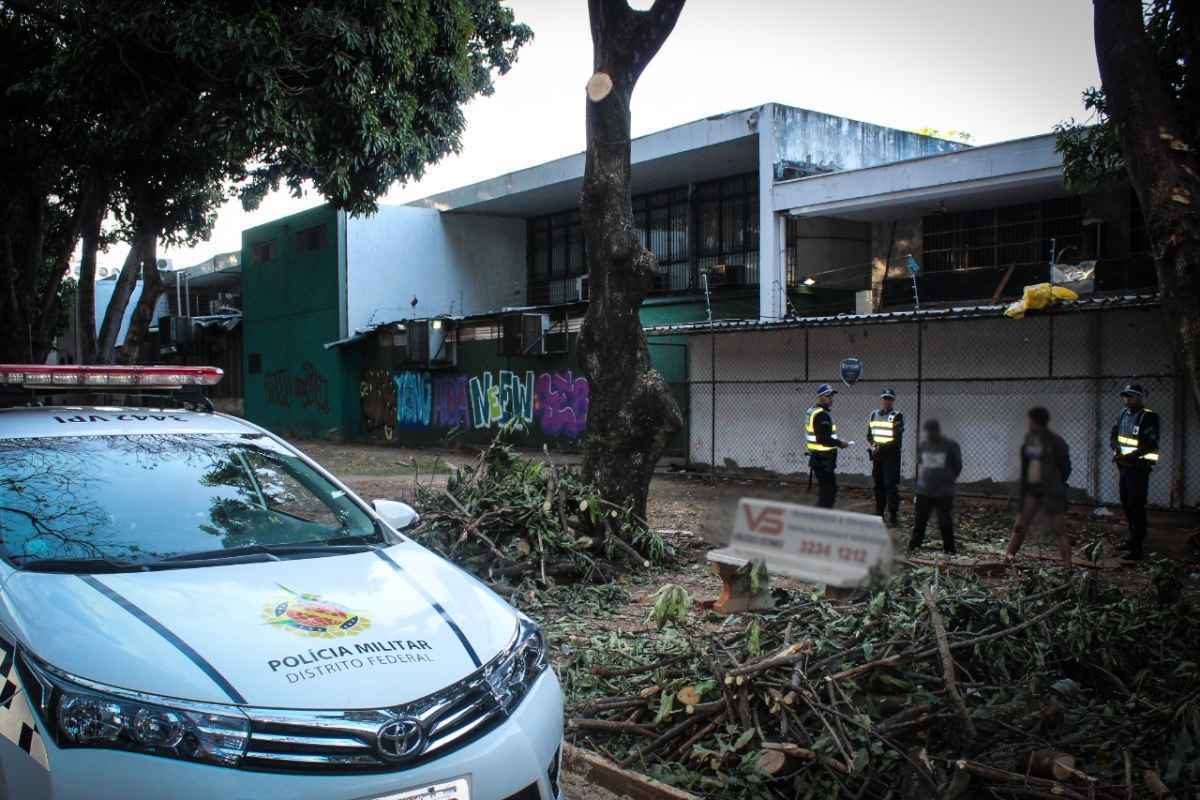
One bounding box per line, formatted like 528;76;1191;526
76;196;105;364
96;226;153;363
1093;0;1200;415
120;231;163;364
578;0;686;520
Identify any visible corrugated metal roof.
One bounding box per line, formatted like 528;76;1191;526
642;293;1160;336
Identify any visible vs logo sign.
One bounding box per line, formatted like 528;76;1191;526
743;504;785;535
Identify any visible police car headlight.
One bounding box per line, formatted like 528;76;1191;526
484;617;548;713
18;653;250;767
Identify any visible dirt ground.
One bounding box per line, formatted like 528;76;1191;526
289;438;1199;798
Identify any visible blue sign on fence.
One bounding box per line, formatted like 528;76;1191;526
840;357;863;386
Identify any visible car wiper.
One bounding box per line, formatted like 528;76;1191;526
16;557;144;574
152;542;377;565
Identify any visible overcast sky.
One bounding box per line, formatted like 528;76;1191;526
108;0;1102;270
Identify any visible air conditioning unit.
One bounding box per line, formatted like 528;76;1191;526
427;318;457;367
575;275;589;301
390;319;457;368
704;263;745;286
500;313;550;356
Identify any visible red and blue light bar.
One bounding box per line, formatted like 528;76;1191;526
0;365;224;389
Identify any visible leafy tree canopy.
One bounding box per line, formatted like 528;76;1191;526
0;0;530;361
1055;0;1197;191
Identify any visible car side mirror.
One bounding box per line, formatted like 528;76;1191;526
373;499;420;531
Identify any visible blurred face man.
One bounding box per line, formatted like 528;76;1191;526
881;396;894;412
1123;393;1142;411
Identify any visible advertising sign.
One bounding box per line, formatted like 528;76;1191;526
728;498;894;587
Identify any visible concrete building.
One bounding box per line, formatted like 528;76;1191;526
241;103;964;441
237;103;1191;508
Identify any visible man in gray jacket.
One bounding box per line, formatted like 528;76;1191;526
908;419;963;555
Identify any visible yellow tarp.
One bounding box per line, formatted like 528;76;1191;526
1004;283;1079;319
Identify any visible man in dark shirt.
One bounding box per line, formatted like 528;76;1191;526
1109;384;1161;560
1005;406;1073;567
868;388;905;527
908;419;962;555
805;384;849;508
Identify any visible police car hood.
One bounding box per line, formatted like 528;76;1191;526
4;542;518;708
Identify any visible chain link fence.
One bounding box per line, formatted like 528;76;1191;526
649;303;1198;508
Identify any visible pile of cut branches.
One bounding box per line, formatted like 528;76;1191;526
412;434;673;588
555;567;1199;799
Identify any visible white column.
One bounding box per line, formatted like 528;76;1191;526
757;103;784;321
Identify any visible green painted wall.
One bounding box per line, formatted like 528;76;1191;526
242;205;356;439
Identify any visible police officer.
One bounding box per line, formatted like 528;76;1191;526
805;384;849;508
868;388;904;526
1110;384;1160;560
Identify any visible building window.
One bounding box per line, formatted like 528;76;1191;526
527;211;585;305
633;188;690;291
695;173;758;287
247;353;262;374
251;240;277;263
922;197;1082;275
295;225;325;252
526;172;759;304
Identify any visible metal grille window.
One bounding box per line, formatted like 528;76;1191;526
634;188;690;291
528;172;760;303
527;212;585;305
696;173;759;286
922;197;1082;274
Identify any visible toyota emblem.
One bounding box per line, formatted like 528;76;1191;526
376;717;426;762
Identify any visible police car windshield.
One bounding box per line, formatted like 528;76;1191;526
0;433;380;572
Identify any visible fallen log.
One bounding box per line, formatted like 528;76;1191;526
563;743;702;800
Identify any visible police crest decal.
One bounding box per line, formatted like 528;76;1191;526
264;584;371;639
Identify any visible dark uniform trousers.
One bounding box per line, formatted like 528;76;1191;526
872;447;901;519
1118;462;1151;555
909;495;956;554
811;455;838;508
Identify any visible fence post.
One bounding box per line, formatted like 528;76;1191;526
1172;351;1186;508
1090;312;1103;504
914;320;923;482
710;327;716;480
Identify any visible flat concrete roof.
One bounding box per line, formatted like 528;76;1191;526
410;106;763;217
773;133;1066;220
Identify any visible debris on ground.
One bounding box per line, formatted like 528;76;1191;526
550;566;1199;799
412;433;674;590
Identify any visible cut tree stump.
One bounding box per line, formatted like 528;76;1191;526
563;743;701;800
703;550;774;614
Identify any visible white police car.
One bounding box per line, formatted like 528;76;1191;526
0;365;563;800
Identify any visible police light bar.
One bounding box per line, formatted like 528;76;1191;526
0;365;223;389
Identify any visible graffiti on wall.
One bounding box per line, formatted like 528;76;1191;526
535;371;589;439
360;368;396;441
263;362;331;415
294;362;330;414
395;371;432;428
361;369;590;439
265;369;291;408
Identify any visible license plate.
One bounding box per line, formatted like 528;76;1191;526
378;778;470;800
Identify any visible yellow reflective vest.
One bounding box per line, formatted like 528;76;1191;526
805;405;837;453
1113;407;1161;464
868;409;903;447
